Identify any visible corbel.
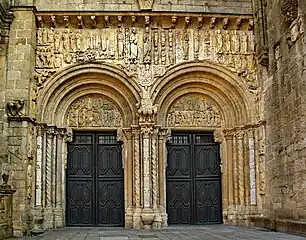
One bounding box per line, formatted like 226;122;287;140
63;16;70;28
145;15;150;27
198;16;203;29
222;17;229;29
235;18;242;30
185;16;191;28
37;16;44;28
104;16;109;28
77;16;84;29
248;19;254;31
210;17;216;29
91;16;97;28
131;15;136;26
50;15;57;28
118;15;123;28
171;16;177;28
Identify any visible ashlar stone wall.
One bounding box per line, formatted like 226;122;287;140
260;0;306;235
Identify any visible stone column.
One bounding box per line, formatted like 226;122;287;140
214;129;227;214
119;128;134;228
140;124;155;229
132;127;141;228
235;130;245;207
157;128;170;227
223;130;234;222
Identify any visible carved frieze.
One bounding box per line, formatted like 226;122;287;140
166;94;222;127
34;15;257;93
67;95;123;127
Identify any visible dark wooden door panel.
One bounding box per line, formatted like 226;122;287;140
195;180;221;224
167;146;191;178
67;133;124;227
66;180;93;225
194;145;220;178
167;181;191;224
167;133;222;225
97;181;124;226
68;145;93;177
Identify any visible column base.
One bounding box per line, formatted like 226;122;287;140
133;208;142;229
141;208;155;229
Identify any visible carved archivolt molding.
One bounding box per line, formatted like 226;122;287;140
166;94;222;127
66;95;123;128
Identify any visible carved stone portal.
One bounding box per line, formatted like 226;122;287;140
166;94;222;127
66;95;123;127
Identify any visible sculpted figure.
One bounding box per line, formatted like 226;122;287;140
36;49;43;68
248;32;255;53
203;30;211;58
48;27;55;46
223;30;231;53
46;48;53;68
241;32;248;54
130;27;138;63
43;28;48;45
125;29;130;61
215;29;223;53
183;30;189;60
101;30;108;58
161;30;166;64
194;30;199;59
117;28;124;59
153;30;159;64
70;30;77;52
231;30;240;54
37;28;43;45
62;29;70;52
143;27;152;64
75;29;82;52
54;54;63;68
54;29;61;53
169;29;174;64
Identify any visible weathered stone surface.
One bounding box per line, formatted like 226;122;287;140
0;0;305;238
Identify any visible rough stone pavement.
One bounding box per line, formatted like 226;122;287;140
7;225;306;240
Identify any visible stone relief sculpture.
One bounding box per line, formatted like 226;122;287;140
34;15;257;93
7;99;25;117
166;94;222;127
67;95;123;127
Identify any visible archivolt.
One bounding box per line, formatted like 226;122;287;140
152;61;255;128
37;62;141;127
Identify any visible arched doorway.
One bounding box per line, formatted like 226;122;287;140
152;61;256;226
34;63;141;229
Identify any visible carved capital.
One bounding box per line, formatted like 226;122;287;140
213;129;224;143
280;0;298;24
140;124;154;138
235;130;244;140
137;91;158;124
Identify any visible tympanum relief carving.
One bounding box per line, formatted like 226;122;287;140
166;94;222;127
66;95;123;128
34;15;257;91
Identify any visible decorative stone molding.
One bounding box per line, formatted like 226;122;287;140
280;0;298;24
66;95;123;128
33;14;257;95
6;100;26;117
138;0;154;11
166;94;222;127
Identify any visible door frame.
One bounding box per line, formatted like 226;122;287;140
65;130;125;227
165;131;223;225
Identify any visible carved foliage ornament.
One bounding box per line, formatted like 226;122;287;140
67;95;123;127
280;0;298;23
166;94;222;127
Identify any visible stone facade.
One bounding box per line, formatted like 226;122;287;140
0;0;305;237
